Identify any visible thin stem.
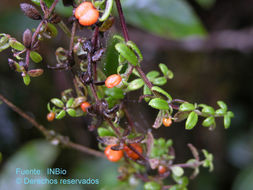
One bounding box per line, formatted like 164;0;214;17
0;93;104;158
69;21;77;51
31;0;59;47
115;0;129;42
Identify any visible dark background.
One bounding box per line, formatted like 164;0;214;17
0;0;252;190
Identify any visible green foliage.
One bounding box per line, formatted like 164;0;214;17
149;98;169;110
121;0;206;39
115;42;139;66
144;181;161;190
185;111;198;130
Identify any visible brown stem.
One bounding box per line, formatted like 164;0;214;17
0;93;104;158
115;0;129;42
69;21;77;52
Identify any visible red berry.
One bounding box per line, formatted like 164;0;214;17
124;143;143;160
105;74;122;88
104;144;123;162
162;117;172;127
47;112;55;122
81;101;91;112
74;2;99;26
158;165;167;175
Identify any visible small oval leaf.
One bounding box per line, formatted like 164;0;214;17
115;42;138;66
51;98;64;108
10;38;25;51
66;108;76;117
185;111;198;130
126;40;143;61
127;78;144;91
149;98;169;110
202;116;215;127
179;102;195;112
171;166;184;177
30;51;42;63
152;77;167;86
146;71;160;81
159;63;174;79
151;86;172;101
56;110;66;119
224;114;231;129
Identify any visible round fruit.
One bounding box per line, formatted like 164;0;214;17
124;143;143;160
81;101;91;112
74;2;99;26
158;165;167;175
47;112;55;122
162;117;172;127
104;144;123;162
105;74;122;88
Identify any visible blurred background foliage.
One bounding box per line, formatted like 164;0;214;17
0;0;253;189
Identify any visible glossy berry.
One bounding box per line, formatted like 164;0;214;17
124;143;143;160
81;101;91;112
158;165;167;175
162;117;172;127
47;112;55;122
104;144;123;162
74;2;99;26
105;74;122;88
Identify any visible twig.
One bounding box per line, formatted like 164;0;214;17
0;93;105;158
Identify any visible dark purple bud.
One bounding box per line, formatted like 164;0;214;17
23;29;32;48
20;3;42;20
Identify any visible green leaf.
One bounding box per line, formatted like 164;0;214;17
147;71;160;81
97;128;115;137
99;0;114;22
9;38;25;51
127;78;144;91
215;108;226;115
66;108;76;117
121;0;206;39
47;23;58;38
199;104;215;115
113;35;125;42
32;0;54;7
115;42;138;66
144;182;161;190
171;166;184;177
104;37;119;76
185;111;198;130
217;100;227;111
152;86;172;100
126;41;143;61
227;111;234;118
22;73;30;86
152;77;167;86
159;63;174;79
105;87;124;99
202;149;214;171
179;102;195;111
202;116;215;127
224;114;231;129
30;51;43;63
0;34;10;52
51;98;64;108
149;98;169;110
66;98;74;108
56;110;66;119
143;85;152;102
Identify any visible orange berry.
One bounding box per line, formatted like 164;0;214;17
104;144;123;162
105;74;122;88
162;117;172;127
81;101;91;112
124;143;143;160
47;112;55;122
158;165;167;175
74;2;99;26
